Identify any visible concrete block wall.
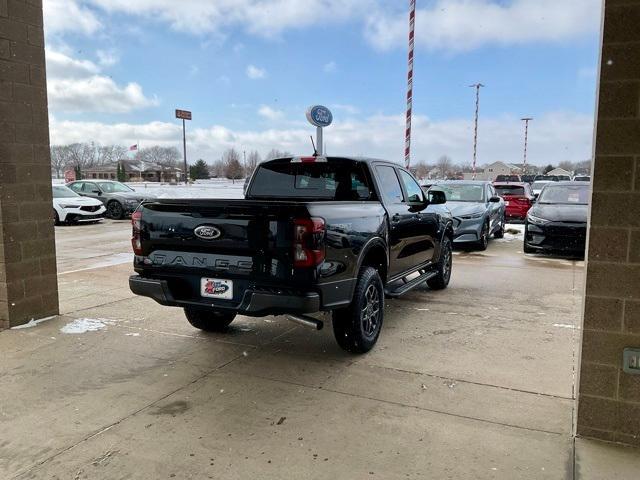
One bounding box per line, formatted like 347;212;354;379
577;0;640;446
0;0;59;329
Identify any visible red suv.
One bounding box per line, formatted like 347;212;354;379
493;182;534;221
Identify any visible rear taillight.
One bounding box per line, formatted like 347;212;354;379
293;218;325;268
131;210;143;255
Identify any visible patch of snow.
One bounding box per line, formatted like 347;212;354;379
11;315;56;330
60;318;113;334
495;223;526;243
129;180;244;200
553;323;579;329
125;332;140;337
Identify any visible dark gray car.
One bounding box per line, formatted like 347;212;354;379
430;181;505;250
67;180;154;219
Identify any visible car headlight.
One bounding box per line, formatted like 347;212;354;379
125;199;139;205
527;213;551;225
60;204;80;209
460;212;484;220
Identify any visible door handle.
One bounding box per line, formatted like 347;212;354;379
391;213;401;223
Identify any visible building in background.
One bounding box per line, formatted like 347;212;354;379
463;161;522;181
83;160;183;183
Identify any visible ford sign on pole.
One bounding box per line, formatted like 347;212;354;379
306;105;332;154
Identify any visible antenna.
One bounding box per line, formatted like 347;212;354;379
310;135;318;156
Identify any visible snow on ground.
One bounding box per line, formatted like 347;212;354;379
496;223;526;242
11;316;57;330
60;318;114;334
128;179;245;199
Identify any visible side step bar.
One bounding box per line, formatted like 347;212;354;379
384;269;437;298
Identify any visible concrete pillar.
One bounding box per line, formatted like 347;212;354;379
0;0;59;329
577;0;640;446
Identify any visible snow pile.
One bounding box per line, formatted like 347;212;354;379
60;318;113;334
11;316;56;330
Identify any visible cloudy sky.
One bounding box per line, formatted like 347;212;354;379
43;0;602;166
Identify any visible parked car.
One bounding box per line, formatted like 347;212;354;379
52;185;106;225
129;156;454;353
67;180;154;219
534;175;559;182
574;175;591;182
531;180;553;198
493;182;535;221
495;174;521;182
430;181;505;250
521;174;536;184
524;182;590;256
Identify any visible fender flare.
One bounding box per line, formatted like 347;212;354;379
355;236;389;280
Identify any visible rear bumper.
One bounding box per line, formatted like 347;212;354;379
129;275;321;316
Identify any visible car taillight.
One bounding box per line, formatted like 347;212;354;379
131;210;143;255
293;218;325;268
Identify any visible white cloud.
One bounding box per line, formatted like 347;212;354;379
45;49;157;113
49;111;594;166
43;0;101;36
364;0;601;52
258;105;284;120
96;49;119;67
246;64;266;79
86;0;372;38
323;61;337;73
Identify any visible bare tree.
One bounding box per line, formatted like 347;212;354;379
66;143;96;169
245;150;261;177
209;159;225;178
436;155;452;179
413;162;429;180
136;146;181;167
265;149;292;160
558;160;575;173
223;148;244;182
96;145;127;165
50;145;70;178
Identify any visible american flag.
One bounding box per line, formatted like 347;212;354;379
129;144;138;151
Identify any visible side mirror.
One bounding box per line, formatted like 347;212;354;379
428;190;447;205
489;196;501;203
92;190;101;195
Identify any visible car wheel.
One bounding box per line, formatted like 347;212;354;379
332;266;384;354
53;210;60;226
184;307;236;332
107;201;124;220
427;236;452;290
476;222;489;251
494;215;505;239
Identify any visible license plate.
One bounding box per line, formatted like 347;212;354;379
504;201;510;206
201;278;233;300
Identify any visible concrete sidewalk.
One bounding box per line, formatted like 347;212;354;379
1;223;639;479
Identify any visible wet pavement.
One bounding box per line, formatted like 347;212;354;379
1;221;639;479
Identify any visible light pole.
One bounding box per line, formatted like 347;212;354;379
470;83;484;180
521;117;533;173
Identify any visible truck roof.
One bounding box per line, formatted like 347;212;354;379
266;156;401;168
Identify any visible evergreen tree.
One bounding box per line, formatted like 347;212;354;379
189;159;210;180
117;162;127;182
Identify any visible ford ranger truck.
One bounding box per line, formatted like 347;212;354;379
129;156;453;353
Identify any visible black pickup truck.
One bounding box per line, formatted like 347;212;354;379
129;156;454;353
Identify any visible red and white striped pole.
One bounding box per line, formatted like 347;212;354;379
404;0;416;169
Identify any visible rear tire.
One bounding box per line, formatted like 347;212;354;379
494;215;505;239
332;267;384;354
427;236;452;290
53;210;60;226
476;222;489;251
184;307;236;332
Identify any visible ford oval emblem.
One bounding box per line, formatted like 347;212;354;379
306;105;333;128
194;225;222;240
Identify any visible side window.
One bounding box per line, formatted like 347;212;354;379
375;166;403;204
398;169;424;203
82;182;93;192
69;182;83;192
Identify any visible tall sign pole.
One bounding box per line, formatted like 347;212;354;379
175;109;192;184
404;0;416;168
521;117;533;173
469;83;484;180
